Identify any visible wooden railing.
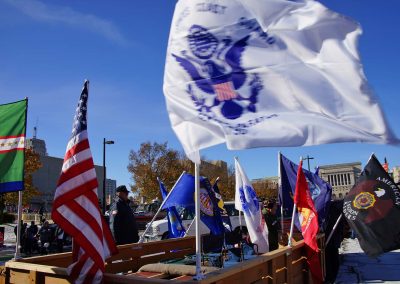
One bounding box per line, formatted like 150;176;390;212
2;234;325;284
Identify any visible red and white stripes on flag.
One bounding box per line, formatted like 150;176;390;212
214;81;237;101
52;81;117;284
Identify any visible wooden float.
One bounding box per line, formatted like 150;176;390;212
1;234;325;283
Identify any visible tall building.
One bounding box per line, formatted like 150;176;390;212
318;162;362;200
106;178;117;204
30;155;105;211
26;138;48;157
26;136;114;211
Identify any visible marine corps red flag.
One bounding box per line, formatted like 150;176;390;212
294;161;323;284
343;155;400;257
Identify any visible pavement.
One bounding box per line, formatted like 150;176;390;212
336;238;400;283
0;224;17;265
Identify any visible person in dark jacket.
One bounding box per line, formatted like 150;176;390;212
324;200;345;284
109;185;139;245
262;198;280;251
37;221;52;255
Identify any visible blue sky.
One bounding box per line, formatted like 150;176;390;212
0;0;399;189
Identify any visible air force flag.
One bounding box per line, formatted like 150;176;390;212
163;0;398;161
235;158;269;253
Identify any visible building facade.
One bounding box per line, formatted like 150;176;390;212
318;162;362;200
393;166;400;184
26;137;112;211
106;178;117;205
26;138;48;157
30;155;105;211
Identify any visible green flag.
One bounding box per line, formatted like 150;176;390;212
0;99;27;193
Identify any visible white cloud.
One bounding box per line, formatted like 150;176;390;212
2;0;129;46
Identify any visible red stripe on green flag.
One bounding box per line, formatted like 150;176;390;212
0;99;27;193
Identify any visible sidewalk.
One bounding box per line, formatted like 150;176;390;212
336;238;400;283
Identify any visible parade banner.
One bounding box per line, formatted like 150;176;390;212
0;99;27;193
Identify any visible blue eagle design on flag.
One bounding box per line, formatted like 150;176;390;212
173;25;262;120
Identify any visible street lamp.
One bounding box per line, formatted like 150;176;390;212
302;155;314;171
103;138;114;214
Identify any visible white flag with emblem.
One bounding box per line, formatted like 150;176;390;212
235;158;269;253
163;0;398;162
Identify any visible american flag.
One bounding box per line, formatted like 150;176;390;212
52;80;117;284
214;81;237;101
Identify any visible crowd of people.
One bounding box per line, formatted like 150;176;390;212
14;219;69;256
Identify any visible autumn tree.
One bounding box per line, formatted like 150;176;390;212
127;142;187;201
0;148;42;222
253;179;279;200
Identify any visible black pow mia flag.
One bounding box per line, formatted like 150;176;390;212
343;154;400;257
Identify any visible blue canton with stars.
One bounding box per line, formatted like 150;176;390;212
71;80;89;137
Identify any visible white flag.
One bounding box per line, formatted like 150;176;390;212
163;0;399;161
235;158;269;253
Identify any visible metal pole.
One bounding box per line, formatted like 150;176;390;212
325;213;343;246
138;172;186;243
14;191;23;259
194;161;204;280
288;203;297;247
183;216;196;237
288;156;303;247
14;97;28;260
307;155;311;172
278;151;284;235
102;138;106;214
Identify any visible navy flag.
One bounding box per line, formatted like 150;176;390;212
343;155;400;257
279;154;332;230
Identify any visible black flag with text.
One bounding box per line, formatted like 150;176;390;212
343;155;400;257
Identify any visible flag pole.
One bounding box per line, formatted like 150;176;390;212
325;213;343;246
288;156;302;247
138;171;186;243
278;151;284;236
14;97;28;260
287;202;296;247
14;191;23;259
194;159;204;280
183;216;196;237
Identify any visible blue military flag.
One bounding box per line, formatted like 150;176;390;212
279;153;332;230
158;178;185;238
199;177;225;235
162;173;225;235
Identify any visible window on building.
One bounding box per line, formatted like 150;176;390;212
334;175;337;186
348;173;351;184
339;193;343;199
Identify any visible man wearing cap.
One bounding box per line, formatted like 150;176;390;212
262;198;280;251
109;185;139;245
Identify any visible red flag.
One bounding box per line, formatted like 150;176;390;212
294;161;323;284
52;81;118;284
